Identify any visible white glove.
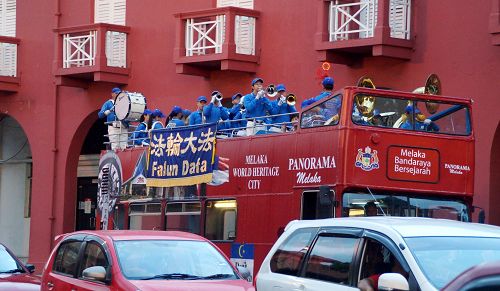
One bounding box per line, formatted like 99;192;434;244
424;119;431;125
211;95;216;103
217;101;222;107
278;96;285;106
256;90;264;100
104;110;111;116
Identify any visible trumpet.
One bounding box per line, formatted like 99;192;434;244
266;84;278;98
211;90;223;101
286;93;296;106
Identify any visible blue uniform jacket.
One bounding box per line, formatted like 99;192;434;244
270;100;297;124
203;103;229;124
152;121;164;130
228;104;241;120
130;122;147;145
98;100;117;123
166;118;185;128
243;92;273;121
189;111;203;125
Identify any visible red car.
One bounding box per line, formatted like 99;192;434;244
0;243;41;290
441;261;500;291
41;230;255;291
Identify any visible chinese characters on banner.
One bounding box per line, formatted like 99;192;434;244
146;123;216;187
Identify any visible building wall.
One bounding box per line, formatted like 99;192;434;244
0;0;498;269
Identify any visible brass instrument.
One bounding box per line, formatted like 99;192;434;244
356;76;376;89
412;74;441;95
211;90;223;101
286;93;296;106
266;84;278;98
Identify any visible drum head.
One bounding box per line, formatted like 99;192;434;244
114;92;131;121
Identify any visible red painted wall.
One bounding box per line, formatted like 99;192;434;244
2;0;498;269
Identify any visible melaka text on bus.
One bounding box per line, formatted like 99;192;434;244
95;75;477;280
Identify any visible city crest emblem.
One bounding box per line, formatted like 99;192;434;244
355;146;379;171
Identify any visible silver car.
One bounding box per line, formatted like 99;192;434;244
256;217;500;291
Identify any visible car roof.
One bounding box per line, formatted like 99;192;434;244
61;230;207;242
285;217;500;238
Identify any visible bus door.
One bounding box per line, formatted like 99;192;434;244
300;186;335;219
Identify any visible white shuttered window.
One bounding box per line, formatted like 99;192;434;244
217;0;253;9
0;0;16;76
217;0;255;55
94;0;126;67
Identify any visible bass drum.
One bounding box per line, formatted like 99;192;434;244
114;92;147;121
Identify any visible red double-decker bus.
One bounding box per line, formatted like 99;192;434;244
97;82;476;279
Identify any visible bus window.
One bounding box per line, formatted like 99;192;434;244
352;94;471;136
301;95;342;128
129;203;162;230
204;200;237;241
409;197;469;221
301;190;334;220
342;192;470;221
166;202;201;234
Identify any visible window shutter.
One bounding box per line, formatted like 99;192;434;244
105;31;126;67
235;16;255;55
389;0;410;39
359;0;377;38
0;43;17;76
0;0;16;37
217;0;253;9
94;0;125;25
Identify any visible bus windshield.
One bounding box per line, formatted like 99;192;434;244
342;192;470;221
351;94;471;135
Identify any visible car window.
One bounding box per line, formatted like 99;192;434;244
0;246;21;272
303;234;359;285
53;241;82;276
358;239;408;284
270;227;318;276
79;241;108;277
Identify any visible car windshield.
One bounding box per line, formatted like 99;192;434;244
405;237;500;289
0;245;22;273
114;240;237;280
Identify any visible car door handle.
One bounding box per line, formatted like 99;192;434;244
46;281;54;290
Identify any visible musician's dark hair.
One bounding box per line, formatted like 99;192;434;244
324;84;334;90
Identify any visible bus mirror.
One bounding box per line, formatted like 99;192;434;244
318;186;333;206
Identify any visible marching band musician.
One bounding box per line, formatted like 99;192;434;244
228;93;243;120
243;78;274;135
269;84;297;132
189;96;207;125
181;109;191;125
301;76;335;108
166;106;185;128
151;109;166;129
130;109;152;146
203;91;229;124
98;87;129;150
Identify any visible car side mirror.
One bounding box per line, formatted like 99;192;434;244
236;266;252;282
378;273;409;291
82;266;108;283
25;264;35;273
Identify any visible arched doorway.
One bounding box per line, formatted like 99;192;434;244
490;121;500;225
75;116;107;231
0;115;32;261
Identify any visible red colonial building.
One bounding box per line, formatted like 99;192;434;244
0;0;498;271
